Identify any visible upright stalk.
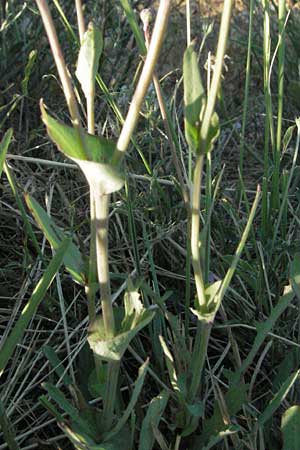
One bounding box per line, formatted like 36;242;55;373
239;0;255;183
189;0;233;400
35;0;89;160
271;0;286;211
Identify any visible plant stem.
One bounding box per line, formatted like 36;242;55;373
271;0;286;211
114;0;171;163
199;0;233;152
142;13;189;210
75;0;85;43
191;154;206;307
35;0;89;160
94;193;115;336
239;0;254;183
94;191;118;430
188;320;212;401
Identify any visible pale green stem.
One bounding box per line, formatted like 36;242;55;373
75;0;85;43
272;0;286;211
94;192;118;430
114;0;171;163
191;154;206;307
87;89;95;135
94;193;115;336
35;0;89;160
239;0;254;182
199;0;233;152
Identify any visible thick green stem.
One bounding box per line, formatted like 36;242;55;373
94;193;115;337
188;320;212;402
86;190;97;322
94;192;118;430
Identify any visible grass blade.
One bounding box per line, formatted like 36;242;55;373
0;238;70;376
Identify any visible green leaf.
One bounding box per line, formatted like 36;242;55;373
41;101;115;163
42;345;73;386
200;382;247;445
43;382;99;440
88;287;156;361
104;360;149;441
0;128;13;178
41;103;124;194
0;239;70;376
283;124;296;152
76;22;103;99
25;194;87;286
291;253;300;300
281;405;300;450
258;371;299;427
206;111;220;153
138;391;169;450
183;44;205;154
119;0;147;55
232;284;295;385
21;50;37;96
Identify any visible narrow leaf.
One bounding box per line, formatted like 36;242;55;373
42;345;73;386
0;128;13;178
21;50;37;96
25;194;86;285
104;360;148;441
0;239;70;376
258;371;299;427
138;391;169;450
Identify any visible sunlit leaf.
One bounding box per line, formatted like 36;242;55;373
0;128;13;178
183;44;205;154
76;22;103;99
281;405;300;450
88;286;156;361
41;101;115;163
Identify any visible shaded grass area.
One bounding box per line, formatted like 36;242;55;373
1;0;300;449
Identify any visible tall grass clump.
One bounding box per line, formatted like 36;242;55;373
1;0;300;449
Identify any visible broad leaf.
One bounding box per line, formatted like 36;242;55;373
25;194;87;286
76;22;103;99
41;101;115;163
281;405;300;450
41;103;124;194
183;44;205;154
88;286;156;361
